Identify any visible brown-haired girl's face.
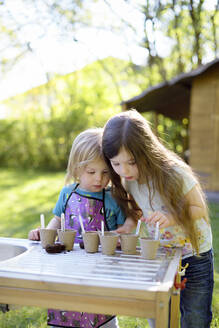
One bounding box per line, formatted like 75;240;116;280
110;147;139;181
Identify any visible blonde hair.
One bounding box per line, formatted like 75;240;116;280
102;109;209;254
65;128;103;185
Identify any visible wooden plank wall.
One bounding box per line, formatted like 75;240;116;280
189;66;219;191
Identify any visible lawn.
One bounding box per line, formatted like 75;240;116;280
0;168;218;328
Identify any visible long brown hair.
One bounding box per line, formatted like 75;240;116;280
102;109;209;253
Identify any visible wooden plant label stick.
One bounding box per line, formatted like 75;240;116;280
61;213;65;232
136;219;141;235
40;214;45;229
101;220;104;236
79;215;85;234
154;221;160;240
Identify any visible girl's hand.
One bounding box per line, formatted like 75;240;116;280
141;212;175;229
28;227;40;241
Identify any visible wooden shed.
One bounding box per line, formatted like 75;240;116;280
121;58;219;192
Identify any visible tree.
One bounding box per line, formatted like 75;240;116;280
0;0;218;85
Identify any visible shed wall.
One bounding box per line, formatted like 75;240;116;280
189;67;219;191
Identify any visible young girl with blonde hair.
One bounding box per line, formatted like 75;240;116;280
29;128;132;328
102;109;214;328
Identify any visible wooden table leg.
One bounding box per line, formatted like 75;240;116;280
155;292;169;328
170;261;181;328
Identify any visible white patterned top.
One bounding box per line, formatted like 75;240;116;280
125;167;212;259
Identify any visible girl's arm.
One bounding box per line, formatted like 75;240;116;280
185;185;207;220
28;215;61;240
142;185;207;228
46;215;61;229
115;217;137;234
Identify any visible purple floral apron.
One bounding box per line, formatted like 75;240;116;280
47;185;115;327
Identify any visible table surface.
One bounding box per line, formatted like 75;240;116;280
0;237;182;327
0;237;180;289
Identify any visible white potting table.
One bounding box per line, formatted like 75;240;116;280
0;237;182;328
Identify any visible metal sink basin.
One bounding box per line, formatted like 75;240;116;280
0;243;27;262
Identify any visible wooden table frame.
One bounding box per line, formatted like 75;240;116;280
0;238;181;328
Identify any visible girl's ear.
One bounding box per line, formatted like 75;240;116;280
74;168;80;181
75;166;83;181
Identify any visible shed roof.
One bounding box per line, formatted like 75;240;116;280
121;58;219;120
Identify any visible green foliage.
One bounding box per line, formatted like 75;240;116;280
209;202;219;272
118;316;149;327
0;111;189;171
0;46;208;172
140;112;189;162
0;115;81;171
157;114;189;159
0;306;47;328
1;58;132;170
0;56;156;171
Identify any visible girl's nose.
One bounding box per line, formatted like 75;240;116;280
95;173;102;181
121;165;129;176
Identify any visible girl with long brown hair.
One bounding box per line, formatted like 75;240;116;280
102;109;213;328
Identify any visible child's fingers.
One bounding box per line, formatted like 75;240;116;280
145;212;157;224
28;233;34;240
142;212;170;228
147;212;165;225
28;231;34;240
28;228;40;241
149;212;172;228
157;217;168;228
35;230;41;240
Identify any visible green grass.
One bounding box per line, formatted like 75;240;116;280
0;168;64;238
0;168;218;327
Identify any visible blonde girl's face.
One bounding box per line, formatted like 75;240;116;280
78;158;110;192
110;147;139;181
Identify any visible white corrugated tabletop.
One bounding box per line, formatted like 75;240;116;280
0;237;181;292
